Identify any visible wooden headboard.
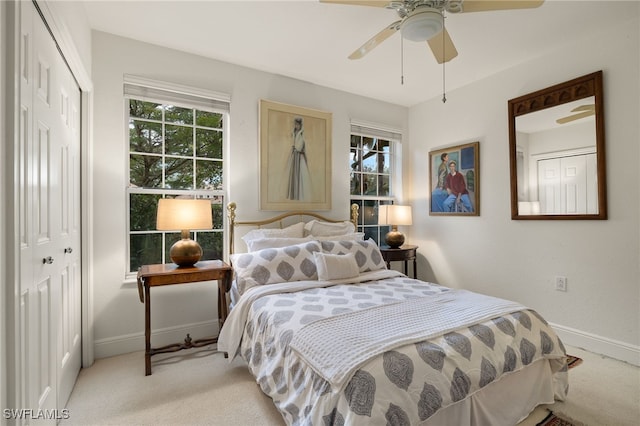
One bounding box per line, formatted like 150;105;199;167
227;202;359;255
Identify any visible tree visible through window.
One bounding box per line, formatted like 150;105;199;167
127;99;226;272
349;130;398;244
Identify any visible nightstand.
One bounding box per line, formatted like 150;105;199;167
380;245;418;279
136;260;232;375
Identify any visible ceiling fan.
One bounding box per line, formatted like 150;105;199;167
556;104;595;125
322;0;545;64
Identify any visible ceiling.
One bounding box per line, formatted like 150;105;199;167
82;0;631;107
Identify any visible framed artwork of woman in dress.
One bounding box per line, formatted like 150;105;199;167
259;100;332;210
429;141;480;216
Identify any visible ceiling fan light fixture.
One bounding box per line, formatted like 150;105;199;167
401;8;443;42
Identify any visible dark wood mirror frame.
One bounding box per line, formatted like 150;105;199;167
508;71;607;220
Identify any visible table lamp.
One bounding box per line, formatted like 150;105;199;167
378;204;413;249
156;198;212;267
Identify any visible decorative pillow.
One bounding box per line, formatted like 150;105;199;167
313;252;360;281
320;239;387;273
230;241;321;295
241;222;305;245
246;236;313;252
313;232;365;241
304;220;356;237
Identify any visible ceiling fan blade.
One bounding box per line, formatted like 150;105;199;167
320;0;389;7
427;28;458;64
348;21;401;60
571;104;595;112
460;0;544;13
556;110;595;125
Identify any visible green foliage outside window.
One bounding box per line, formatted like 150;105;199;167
127;99;225;272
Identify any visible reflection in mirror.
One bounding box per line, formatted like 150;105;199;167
508;71;607;219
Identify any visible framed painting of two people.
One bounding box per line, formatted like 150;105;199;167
429;141;480;216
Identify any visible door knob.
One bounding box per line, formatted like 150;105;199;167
64;247;73;253
42;256;54;265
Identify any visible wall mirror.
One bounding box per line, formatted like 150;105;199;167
508;71;607;220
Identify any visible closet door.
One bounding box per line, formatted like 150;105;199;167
56;44;82;410
537;158;561;214
18;1;81;415
537;153;597;215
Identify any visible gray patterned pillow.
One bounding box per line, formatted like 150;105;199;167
231;241;321;295
319;238;387;273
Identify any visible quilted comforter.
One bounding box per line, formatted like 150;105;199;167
218;270;568;425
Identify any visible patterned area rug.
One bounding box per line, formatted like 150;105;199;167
536;355;584;426
567;354;583;369
536;410;578;426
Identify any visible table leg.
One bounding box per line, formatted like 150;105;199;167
217;281;221;324
218;281;228;326
413;258;417;279
145;283;151;376
219;271;231;358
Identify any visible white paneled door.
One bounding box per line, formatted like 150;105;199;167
537;153;597;215
18;1;82;418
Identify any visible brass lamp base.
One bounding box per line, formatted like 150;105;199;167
170;238;203;267
385;230;405;249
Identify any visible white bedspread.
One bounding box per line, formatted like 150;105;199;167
289;289;525;389
218;274;569;425
217;269;403;358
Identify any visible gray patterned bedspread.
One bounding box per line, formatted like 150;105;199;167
218;271;568;425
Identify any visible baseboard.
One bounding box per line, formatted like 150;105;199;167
94;320;220;359
551;322;640;366
93;320;639;367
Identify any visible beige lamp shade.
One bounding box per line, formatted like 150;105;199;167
378;205;413;226
378;205;412;249
518;201;541;215
156;198;212;267
156;198;213;231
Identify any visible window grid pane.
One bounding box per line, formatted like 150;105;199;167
127;95;226;273
349;131;398;246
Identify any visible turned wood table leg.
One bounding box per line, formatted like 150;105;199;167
145;283;151;376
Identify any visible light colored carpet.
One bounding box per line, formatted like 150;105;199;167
61;347;283;425
61;345;639;425
518;346;639;426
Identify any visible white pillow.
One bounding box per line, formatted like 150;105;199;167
304;220;356;237
313;232;365;241
319;238;387;273
230;240;321;296
246;236;313;252
313;252;360;281
241;221;305;245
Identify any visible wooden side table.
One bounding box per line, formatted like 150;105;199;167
136;260;232;376
380;245;418;279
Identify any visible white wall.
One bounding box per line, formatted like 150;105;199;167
527;121;595;156
409;8;639;364
1;0;7;412
91;31;408;358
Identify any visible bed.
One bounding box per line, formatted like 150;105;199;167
218;202;568;425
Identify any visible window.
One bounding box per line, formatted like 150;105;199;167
349;123;402;244
125;78;229;273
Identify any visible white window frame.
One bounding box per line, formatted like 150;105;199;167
124;76;230;275
349;120;403;244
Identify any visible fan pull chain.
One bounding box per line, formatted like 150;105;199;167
442;59;446;103
401;35;404;85
442;13;447;103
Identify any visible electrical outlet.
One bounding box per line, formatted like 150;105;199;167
555;276;567;292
